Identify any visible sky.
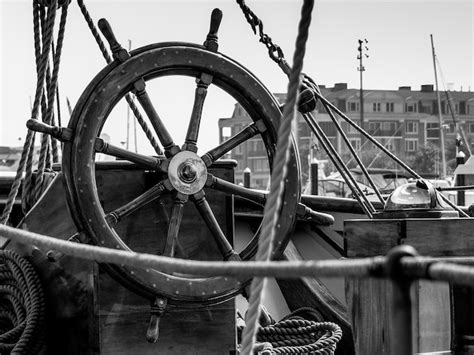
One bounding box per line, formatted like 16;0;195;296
0;0;473;154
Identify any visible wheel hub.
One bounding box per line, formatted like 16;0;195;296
168;151;207;195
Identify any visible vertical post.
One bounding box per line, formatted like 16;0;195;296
456;151;466;206
311;162;318;195
387;245;418;355
357;39;368;146
243;167;251;188
431;34;447;178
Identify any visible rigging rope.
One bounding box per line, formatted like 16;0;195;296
34;1;69;201
77;0;163;156
0;0;59;225
240;1;314;353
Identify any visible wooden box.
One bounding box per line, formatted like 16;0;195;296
345;218;474;355
11;160;238;354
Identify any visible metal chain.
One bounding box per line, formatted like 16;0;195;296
236;0;291;75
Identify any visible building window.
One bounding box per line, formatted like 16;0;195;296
373;102;381;112
405;121;418;134
349;138;361;151
468;123;474;133
405;139;418;152
386;102;394;112
382;122;397;132
405;102;418;113
426;123;440;138
348;102;359;112
369;122;381;134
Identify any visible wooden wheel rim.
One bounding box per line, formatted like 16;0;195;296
63;43;301;304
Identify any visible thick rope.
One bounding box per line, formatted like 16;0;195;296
257;319;342;354
23;2;49;206
77;0;163;156
0;0;57;225
240;1;314;353
34;2;68;200
0;250;46;354
0;223;384;278
5;224;474;291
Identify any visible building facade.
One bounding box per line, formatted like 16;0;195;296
218;84;474;189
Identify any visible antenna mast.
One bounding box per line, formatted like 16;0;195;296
430;34;447;178
357;39;369;147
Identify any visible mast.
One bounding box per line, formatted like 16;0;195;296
430;34;447;178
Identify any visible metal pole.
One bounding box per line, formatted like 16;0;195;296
456;151;466;206
310;162;318;195
243;167;251;188
387;245;417;355
431;34;447;178
357;40;365;146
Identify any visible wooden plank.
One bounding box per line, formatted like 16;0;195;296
414;281;451;353
98;272;236;355
345;278;391;355
344;219;401;257
405;219;474;256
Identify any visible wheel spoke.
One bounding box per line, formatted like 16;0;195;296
183;73;213;152
163;193;187;257
105;180;171;225
134;80;179;156
95;138;163;171
205;174;266;206
201;121;263;166
191;191;240;261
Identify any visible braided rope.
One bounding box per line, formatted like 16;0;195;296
77;0;163;156
35;3;68;200
240;1;314;353
23;3;49;206
257;319;342;354
22;0;58;213
0;250;46;354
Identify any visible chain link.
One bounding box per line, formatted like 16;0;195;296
236;0;291;75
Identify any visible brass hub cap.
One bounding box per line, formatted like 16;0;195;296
168;151;207;195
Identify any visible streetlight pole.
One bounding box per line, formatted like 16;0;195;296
357;39;369;148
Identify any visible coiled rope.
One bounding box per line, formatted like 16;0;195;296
240;307;342;355
240;1;315;353
0;250;46;354
257;319;342;354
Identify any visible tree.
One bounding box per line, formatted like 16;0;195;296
408;144;439;175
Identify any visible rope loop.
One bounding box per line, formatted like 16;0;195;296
0;250;46;354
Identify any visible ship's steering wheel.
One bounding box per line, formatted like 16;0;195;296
61;17;301;306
